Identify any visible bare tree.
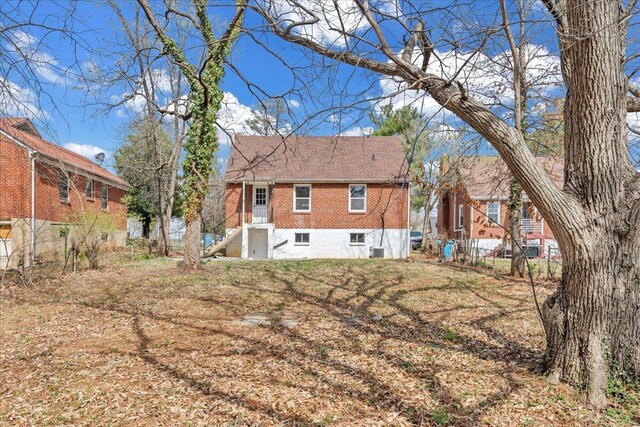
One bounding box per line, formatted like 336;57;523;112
99;0;189;256
255;0;640;406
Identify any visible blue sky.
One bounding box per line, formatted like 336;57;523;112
2;0;639;168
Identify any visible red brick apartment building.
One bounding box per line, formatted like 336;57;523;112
221;135;410;259
438;156;563;257
0;118;128;269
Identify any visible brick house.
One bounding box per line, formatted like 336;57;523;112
221;135;410;259
437;156;563;257
0;118;129;269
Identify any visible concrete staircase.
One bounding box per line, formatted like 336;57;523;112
204;227;241;258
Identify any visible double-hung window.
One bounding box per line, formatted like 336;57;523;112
487;201;500;224
59;171;69;202
349;184;366;212
101;185;109;210
293;184;311;212
85;179;94;198
458;204;464;228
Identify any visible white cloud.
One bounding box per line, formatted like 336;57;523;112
339;126;373;136
326;113;340;123
112;92;148;117
112;68;176;118
289;99;301;108
267;0;397;47
63;142;109;159
216;92;257;145
0;78;47;120
379;44;562;116
9;30;66;85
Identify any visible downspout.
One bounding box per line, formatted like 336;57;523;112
29;152;36;266
407;183;411;258
241;181;245;227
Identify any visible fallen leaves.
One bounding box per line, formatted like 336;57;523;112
0;258;632;426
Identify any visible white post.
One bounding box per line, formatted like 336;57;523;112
241;180;246;227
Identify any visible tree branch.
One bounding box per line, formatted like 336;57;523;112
255;2;582;230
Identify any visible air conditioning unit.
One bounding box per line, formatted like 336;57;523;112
369;247;385;258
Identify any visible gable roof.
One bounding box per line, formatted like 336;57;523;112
0;118;128;189
453;156;564;199
226;135;408;183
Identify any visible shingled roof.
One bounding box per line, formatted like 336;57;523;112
0;118;128;189
453;156;564;198
226;135;408;183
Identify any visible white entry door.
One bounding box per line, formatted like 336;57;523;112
253;185;268;223
249;229;268;259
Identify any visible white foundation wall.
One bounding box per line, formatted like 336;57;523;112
461;238;559;256
271;228;409;259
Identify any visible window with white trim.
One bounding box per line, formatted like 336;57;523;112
458;204;464;228
350;233;365;245
59;171;69;202
293;184;311;212
349;184;366;212
294;232;310;245
101;185;109;210
487;201;500;224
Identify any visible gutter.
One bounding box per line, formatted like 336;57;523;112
227;178;408;184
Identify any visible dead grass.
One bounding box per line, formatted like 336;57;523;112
0;257;637;426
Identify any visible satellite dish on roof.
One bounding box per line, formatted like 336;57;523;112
94;152;105;165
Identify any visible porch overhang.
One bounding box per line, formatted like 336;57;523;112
235;177;275;185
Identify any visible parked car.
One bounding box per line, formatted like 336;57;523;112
410;230;423;250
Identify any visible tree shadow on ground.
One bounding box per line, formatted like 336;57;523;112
68;261;546;426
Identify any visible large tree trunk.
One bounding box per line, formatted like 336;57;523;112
540;0;640;407
183;212;202;269
156;168;177;257
508;178;524;277
543;221;640;407
420;188;432;251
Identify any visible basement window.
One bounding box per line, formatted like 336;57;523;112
294;233;310;245
350;233;365;245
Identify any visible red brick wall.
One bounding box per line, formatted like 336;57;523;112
470;200;555;240
226;182;408;229
0;137;30;219
0;138;127;230
438;190;555;241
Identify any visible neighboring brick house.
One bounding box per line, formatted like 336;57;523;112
222;135;410;259
0;118;128;269
437;156;564;257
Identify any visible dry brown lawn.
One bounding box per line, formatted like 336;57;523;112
1;257;637;426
